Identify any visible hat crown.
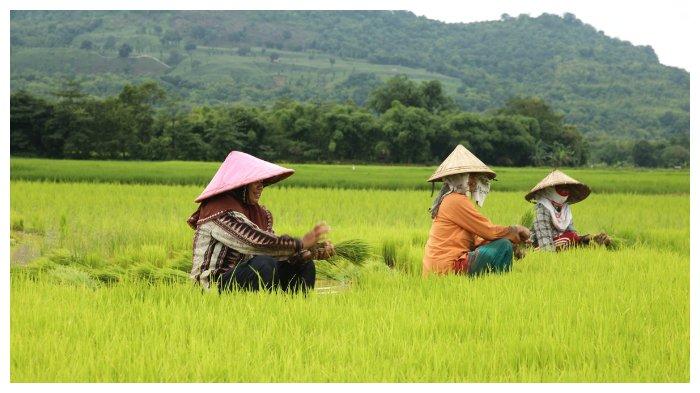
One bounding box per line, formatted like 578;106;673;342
427;144;495;182
195;151;294;202
525;169;591;204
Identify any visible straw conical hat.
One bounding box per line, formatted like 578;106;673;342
195;151;294;202
524;170;591;204
427;144;496;182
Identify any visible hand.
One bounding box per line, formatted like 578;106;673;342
512;225;531;244
302;222;330;249
593;232;612;247
313;240;336;260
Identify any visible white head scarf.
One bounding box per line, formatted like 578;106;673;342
430;173;491;218
536;186;572;232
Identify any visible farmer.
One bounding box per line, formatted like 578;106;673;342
423;145;531;277
187;150;335;293
525;169;611;251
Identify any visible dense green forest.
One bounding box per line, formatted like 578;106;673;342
9;11;689;166
10;78;687;167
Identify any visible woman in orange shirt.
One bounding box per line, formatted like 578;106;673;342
423;145;531;277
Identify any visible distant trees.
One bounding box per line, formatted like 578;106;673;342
80;40;93;50
496;97;587;166
8;76;687;168
160;30;182;47
632;140;657;167
166;50;184;66
118;43;133;58
367;75;455;114
237;46;252;56
9;11;688;146
103;36;116;51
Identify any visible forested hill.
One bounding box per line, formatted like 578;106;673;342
10;10;689;142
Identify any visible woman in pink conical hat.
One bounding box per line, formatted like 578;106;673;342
187;151;335;293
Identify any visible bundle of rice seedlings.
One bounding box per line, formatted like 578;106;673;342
11;257;58;280
155;267;190;284
519;209;534;228
165;252;193;273
87;266;125;285
381;239;397;268
128;263;160;284
46;265;100;288
315;261;353;282
328;239;371;266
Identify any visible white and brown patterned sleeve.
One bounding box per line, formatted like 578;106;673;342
207;211;302;258
532;203;556;251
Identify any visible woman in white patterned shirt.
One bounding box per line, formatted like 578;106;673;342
525;170;611;251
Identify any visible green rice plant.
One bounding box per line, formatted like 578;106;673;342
46;248;74;266
87;266;125;285
10;157;690;194
127;263;161;284
45;265;100;289
381;239;397;268
519;208;534;228
394;243;424;276
315;260;354;282
165;250;194;273
328;239;371;266
7;172;690;382
139;244;169;268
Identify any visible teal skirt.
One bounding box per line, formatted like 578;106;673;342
465;238;514;276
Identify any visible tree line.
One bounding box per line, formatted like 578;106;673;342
9;76;687;167
11;11;689;145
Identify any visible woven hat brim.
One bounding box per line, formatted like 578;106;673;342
525;182;591;204
428;167;496;182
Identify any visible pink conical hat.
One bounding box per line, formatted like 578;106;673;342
194;151;294;203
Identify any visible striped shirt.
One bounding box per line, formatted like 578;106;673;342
530;202;575;251
190;210;302;289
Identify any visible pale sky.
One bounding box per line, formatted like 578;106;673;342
408;0;692;71
7;0;695;71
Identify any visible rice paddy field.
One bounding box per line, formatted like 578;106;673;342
8;159;690;382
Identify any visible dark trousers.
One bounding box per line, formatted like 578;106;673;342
218;255;315;294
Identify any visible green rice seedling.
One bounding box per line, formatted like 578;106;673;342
87;265;126;285
10;157;690;194
8;172;689;382
45;265;99;289
315;261;353;282
519;208;534;228
394;243;423;276
155;267;191;284
12;257;58;280
165;250;194;273
128;263;161;284
46;248;74;266
140;244;169;268
328;239;371;265
381;239;397;268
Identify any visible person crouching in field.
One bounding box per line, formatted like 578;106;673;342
187;150;335;294
423;145;531;277
525;169;611;251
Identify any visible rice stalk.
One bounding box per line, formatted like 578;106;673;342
327;239;371;266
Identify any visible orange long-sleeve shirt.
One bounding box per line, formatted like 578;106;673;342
423;193;514;276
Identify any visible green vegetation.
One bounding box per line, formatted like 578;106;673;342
10;11;689;145
10;79;689;167
10;158;690;194
10;174;689;381
13;79;605;167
